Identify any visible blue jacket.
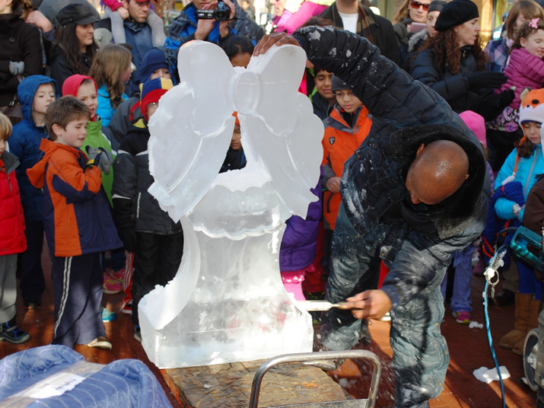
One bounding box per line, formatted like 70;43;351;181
97;84;128;128
124;20;153;94
8;75;58;222
494;145;544;221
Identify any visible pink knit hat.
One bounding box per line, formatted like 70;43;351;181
459;110;486;147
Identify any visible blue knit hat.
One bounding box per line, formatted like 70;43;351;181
141;78;174;121
139;48;169;85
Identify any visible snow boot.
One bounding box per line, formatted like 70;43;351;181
499;292;533;349
513;297;542;355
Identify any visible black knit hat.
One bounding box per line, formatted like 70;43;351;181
57;3;100;27
435;0;479;32
331;75;349;92
428;0;447;13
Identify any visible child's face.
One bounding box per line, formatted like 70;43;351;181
335;89;363;114
522;121;542;145
521;29;544;59
150;68;171;81
33;84;55;116
121;63;133;83
231;52;251;68
54;118;88;148
315;70;334;101
231;124;242;150
147;102;159;120
76;82;98;120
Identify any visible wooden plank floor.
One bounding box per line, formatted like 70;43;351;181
2;246;537;407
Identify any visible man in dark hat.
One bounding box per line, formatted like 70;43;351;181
254;26;489;408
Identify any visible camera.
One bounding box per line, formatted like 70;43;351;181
196;0;231;21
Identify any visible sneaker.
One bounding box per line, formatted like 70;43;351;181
0;321;30;344
452;311;472;324
101;308;118;323
103;275;123;294
23;299;41;310
120;299;132;315
110;268;125;283
87;336;112;350
134;325;142;342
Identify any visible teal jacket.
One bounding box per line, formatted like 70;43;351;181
97;83;128;127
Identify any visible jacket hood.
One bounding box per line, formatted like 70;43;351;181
27;139;79;189
407;28;428;52
62;74;97;98
17;75;59;124
390;123;486;239
0;151;19;175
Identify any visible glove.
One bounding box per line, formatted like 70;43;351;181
9;61;24;75
466;71;507;89
118;228;138;252
496;88;515;110
86;146;113;175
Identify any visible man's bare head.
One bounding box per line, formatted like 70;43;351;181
405;141;469;205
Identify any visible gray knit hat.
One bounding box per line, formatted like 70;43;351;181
331;75;349;92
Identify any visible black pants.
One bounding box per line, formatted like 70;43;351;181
19;220;45;301
132;231;184;326
487;127;523;172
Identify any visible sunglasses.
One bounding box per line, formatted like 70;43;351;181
410;0;430;11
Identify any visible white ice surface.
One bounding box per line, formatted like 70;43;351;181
140;41;323;368
473;366;511;384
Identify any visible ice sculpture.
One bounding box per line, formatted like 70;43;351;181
138;41;324;368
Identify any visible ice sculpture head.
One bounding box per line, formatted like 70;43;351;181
148;40;324;235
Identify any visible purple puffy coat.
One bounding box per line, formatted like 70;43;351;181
279;182;322;272
500;48;544;110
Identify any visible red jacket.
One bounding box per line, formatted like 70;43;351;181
0;151;26;256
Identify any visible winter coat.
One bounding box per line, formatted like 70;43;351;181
293;26;488;308
523;174;544;235
165;2;258;74
26;139;122;257
311;91;333;121
8;75;58;222
402;28;428;74
219;148;246;173
494;145;544;221
97;84;128;128
101;95;142;153
0;151;26;256
411;46;504;121
500;48;544;110
112;126;182;235
318;2;400;65
0;14;43;107
49;46;93;92
322;104;372;230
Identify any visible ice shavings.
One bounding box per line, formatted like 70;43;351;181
469;321;483;329
473;366;510;384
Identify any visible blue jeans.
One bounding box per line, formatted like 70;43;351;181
321;204;448;408
441;246;473;312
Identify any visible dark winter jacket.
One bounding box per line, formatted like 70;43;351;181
8;75;58;222
219;148;246;173
524;174;544;235
0;151;26;256
318;3;400;65
402;28;428;74
0;14;43;106
293;26;489;308
101;95;142;152
165;2;258;74
112;126;182;235
311;91;333;121
49;46;93;91
411;46;505;121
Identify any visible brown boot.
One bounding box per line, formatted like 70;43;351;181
513;298;542;355
499;293;533;349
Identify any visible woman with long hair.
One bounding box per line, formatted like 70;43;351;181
411;0;513;121
0;0;43;107
393;0;431;63
89;44;133;127
50;3;100;90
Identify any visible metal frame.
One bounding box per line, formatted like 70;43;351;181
248;350;382;408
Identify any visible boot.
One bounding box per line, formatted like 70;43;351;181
513;297;542;355
499;293;533;349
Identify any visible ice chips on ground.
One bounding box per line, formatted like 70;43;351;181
473;366;510;384
469;321;483;329
139;41;324;368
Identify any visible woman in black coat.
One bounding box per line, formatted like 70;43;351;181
0;0;43;107
411;0;513;121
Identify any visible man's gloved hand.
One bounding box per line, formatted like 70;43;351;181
466;71;507;89
9;61;24;76
118;228;138;252
86;146;113;175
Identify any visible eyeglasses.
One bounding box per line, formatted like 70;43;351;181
410;0;430;11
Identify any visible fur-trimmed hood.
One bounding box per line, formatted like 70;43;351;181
407;28;429;52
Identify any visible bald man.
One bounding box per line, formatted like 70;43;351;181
256;28;489;408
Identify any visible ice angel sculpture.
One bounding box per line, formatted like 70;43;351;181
139;40;324;368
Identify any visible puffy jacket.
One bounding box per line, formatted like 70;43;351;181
97;83;128;128
101;95;142;152
494;145;544;221
500;48;544;110
8;75;58;222
164;2;258;74
0;13;43;106
112;127;182;235
293;26;489;308
0;151;26;256
50;46;93;91
322;104;372;230
27;139;122;257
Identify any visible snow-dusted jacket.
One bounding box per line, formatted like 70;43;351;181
500;48;544;110
293;26;489;308
494;145;544;221
0;151;26;256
